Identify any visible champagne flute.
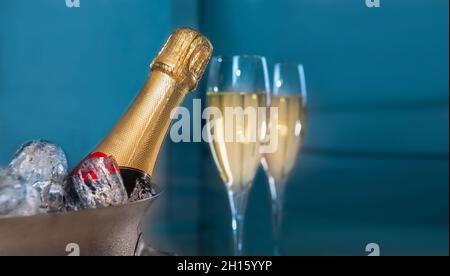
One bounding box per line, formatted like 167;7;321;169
261;63;307;255
206;56;269;256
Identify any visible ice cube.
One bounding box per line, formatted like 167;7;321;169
9;140;68;184
33;181;65;212
0;168;43;218
45;183;65;212
129;182;157;202
8;140;68;213
64;155;128;211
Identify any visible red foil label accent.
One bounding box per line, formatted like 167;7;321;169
71;152;119;181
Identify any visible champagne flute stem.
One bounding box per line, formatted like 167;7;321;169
228;189;250;256
268;176;285;256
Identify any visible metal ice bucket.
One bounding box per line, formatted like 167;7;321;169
0;183;160;256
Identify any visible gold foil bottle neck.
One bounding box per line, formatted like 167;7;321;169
151;28;213;91
95;28;212;176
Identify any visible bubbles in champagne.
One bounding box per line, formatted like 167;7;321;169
263;95;306;185
207;91;267;194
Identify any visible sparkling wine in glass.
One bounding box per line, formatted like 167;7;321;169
261;63;307;255
206;56;269;256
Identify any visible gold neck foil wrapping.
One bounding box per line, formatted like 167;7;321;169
151;28;213;91
96;28;213;176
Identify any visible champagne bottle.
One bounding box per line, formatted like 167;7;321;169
72;28;213;196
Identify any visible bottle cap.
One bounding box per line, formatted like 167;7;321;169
151;28;213;91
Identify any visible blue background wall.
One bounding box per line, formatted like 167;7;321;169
1;0;448;255
0;0;171;166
